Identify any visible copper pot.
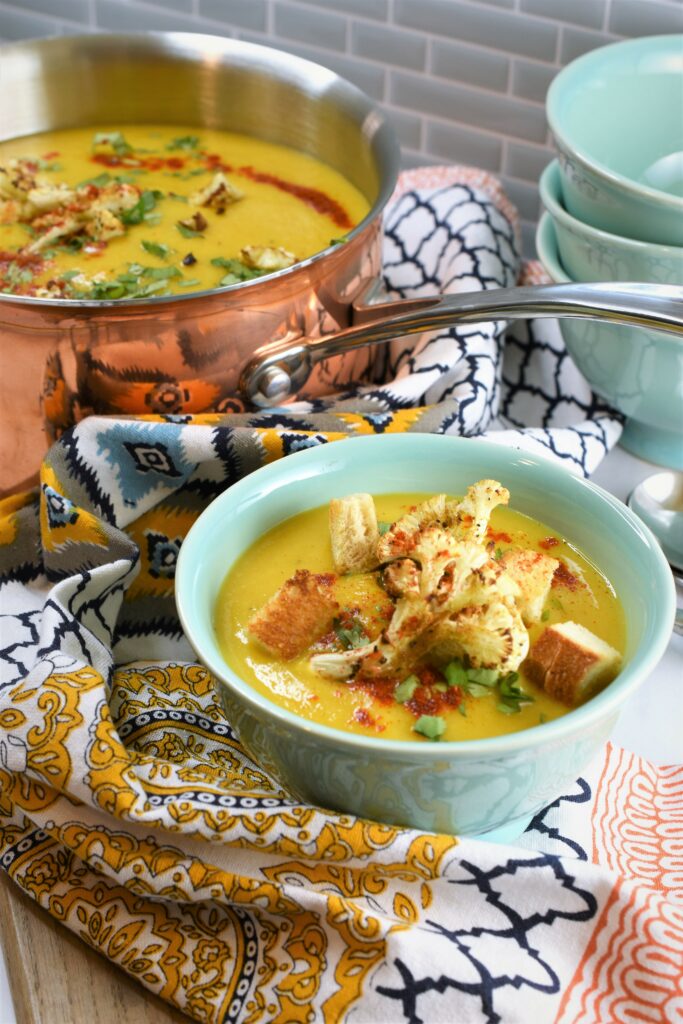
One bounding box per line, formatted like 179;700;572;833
2;35;683;496
0;32;399;492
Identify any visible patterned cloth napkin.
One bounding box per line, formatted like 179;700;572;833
1;168;680;1024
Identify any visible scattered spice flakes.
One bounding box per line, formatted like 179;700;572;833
539;536;561;550
552;560;583;591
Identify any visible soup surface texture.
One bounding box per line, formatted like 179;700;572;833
216;493;625;742
0;125;369;298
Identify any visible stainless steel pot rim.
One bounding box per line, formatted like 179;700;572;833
0;31;401;310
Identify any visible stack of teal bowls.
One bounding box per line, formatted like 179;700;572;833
538;35;683;468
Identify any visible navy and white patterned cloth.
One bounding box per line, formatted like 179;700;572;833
280;165;623;476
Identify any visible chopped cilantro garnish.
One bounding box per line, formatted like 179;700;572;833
121;189;163;226
394;675;419;703
141;240;172;260
458;702;467;717
494;547;504;560
176;222;204;238
330;236;347;246
377;521;392;536
413;715;446;741
541;609;550;622
78;171;112;188
60;270;81;281
211;257;266;286
92;131;132;156
467;667;499;687
444;660;467;688
334;618;369;650
496;672;534;714
140;265;182;280
166;135;200;151
177;278;201;288
35;158;62;172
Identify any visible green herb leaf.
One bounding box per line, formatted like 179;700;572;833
92;130;132;156
496;701;519;715
334;618;369;650
211;257;266;283
494;546;504;560
395;675;420;703
60;270;81;281
413;715;446;741
176;222;204;238
330;236;347;246
444;660;468;688
140;265;182;280
458;702;467;717
377;521;392;536
541;610;550;622
463;681;494;698
467;667;499;687
177;278;201;288
77;172;112;188
121;189;163;226
141;240;172;260
166;135;200;151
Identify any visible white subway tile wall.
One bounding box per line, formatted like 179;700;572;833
1;0;682;253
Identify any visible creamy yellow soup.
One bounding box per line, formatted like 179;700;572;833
0;125;369;298
216;495;626;742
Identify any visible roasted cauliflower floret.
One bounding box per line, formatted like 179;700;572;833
24;215;83;253
383;558;420;598
501;548;559;624
377;494;448;562
87;206;125;242
241;245;296;272
446;600;529;673
190;172;243;212
26;183;75;214
0;160;36;200
449;479;510;543
93;182;140;215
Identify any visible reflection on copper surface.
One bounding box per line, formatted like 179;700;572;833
0;220;382;494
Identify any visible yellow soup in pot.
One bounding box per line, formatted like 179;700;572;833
215;493;626;742
0;125;370;298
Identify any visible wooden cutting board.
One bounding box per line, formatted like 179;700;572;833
0;872;187;1023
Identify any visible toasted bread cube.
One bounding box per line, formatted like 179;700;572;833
525;621;621;705
502;549;560;623
329;493;380;575
247;569;338;660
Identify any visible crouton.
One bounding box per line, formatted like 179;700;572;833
525;621;621;705
189;172;243;212
247;569;338;660
502;548;559;623
329;493;379;575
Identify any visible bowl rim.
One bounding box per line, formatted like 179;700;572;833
176;434;676;760
539;160;683;257
535;211;570;283
0;30;400;310
546;34;683;212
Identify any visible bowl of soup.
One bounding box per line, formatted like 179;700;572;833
175;434;675;840
0;32;399;493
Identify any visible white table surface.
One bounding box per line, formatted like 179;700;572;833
1;441;682;1024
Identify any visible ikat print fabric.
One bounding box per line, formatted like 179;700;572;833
1;168;680;1023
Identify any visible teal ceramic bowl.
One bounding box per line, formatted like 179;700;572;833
536;213;683;468
540;161;683;284
176;435;675;840
547;35;683;245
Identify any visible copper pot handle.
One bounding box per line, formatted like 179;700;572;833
240;281;683;407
